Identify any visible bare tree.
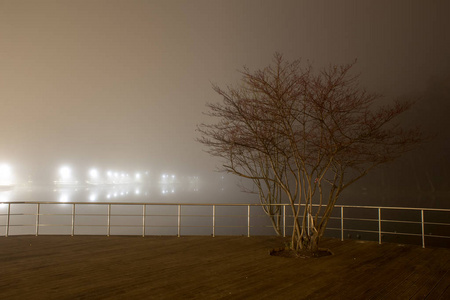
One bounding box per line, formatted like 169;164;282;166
234;149;284;236
198;53;422;253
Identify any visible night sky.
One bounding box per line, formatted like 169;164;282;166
1;0;449;191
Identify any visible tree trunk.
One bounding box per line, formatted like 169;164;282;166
269;216;282;236
289;220;322;253
309;231;320;252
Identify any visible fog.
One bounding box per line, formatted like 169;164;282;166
1;0;449;208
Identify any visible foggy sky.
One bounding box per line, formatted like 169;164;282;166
1;0;450;182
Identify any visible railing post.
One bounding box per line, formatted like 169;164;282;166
212;205;216;237
107;204;111;237
283;204;286;238
421;209;425;248
340;206;344;241
71;204;75;236
378;207;382;244
247;205;250;237
6;203;11;237
307;211;310;234
36;203;40;236
177;205;181;237
142;204;146;237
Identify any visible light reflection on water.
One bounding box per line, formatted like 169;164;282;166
0;183;258;204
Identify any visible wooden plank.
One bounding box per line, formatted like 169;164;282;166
0;236;448;299
362;245;442;299
302;242;411;299
411;254;450;299
423;268;450;299
377;247;450;299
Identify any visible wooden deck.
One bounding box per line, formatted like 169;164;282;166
0;236;449;299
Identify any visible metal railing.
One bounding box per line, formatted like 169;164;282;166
0;202;449;248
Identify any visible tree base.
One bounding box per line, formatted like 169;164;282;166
269;247;333;258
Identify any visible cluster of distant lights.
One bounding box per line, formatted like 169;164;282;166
0;163;150;186
0;164;200;203
56;165;146;184
161;189;175;194
56;187;148;203
160;174;177;194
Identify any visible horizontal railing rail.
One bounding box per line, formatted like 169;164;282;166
0;202;449;248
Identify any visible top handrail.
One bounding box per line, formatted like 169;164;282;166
1;201;449;212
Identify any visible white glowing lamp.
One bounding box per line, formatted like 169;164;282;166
59;166;72;181
0;164;13;185
0;164;12;178
89;168;99;179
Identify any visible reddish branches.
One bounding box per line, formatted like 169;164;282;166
197;53;422;251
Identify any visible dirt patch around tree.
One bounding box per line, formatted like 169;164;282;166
269;247;333;258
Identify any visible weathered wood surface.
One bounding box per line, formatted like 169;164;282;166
0;236;449;299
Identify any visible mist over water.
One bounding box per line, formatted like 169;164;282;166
0;172;259;204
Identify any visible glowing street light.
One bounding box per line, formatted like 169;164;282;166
89;168;99;179
55;165;78;186
87;168;102;186
0;164;12;178
59;166;72;181
0;163;14;187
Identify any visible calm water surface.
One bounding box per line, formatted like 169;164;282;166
0;183;258;204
